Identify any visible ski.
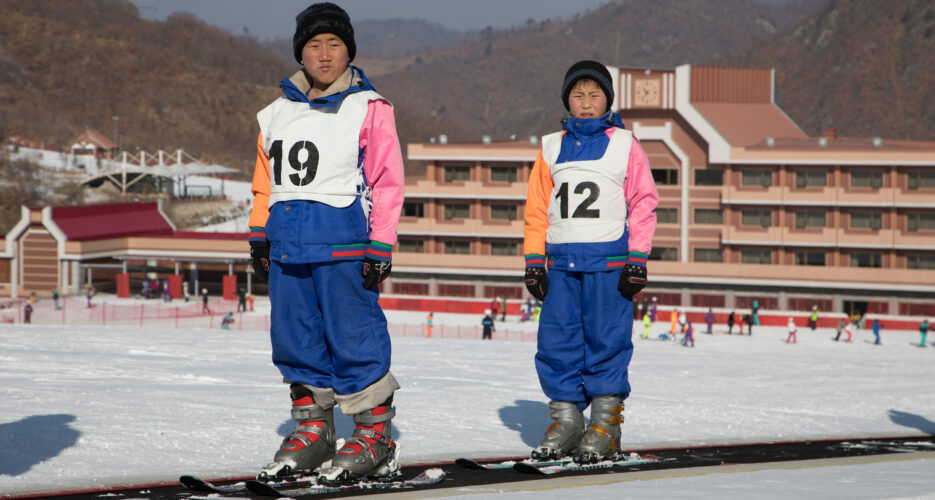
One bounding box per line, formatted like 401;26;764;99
513;452;661;475
455;457;569;470
178;474;318;495
244;467;446;497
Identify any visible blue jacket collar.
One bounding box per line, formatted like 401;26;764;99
279;66;376;108
562;111;626;137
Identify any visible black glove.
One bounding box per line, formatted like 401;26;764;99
524;266;548;301
362;257;392;289
618;264;647;299
250;241;270;282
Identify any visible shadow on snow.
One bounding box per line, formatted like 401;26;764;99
888;410;935;435
0;414;80;476
499;400;549;448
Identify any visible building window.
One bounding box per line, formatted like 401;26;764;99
794;210;826;229
907;254;935;269
741;249;771;264
402;202;424;218
443;165;471;182
907;212;935;232
490;166;517;183
850;170;883;189
794;170;827;188
850;252;882;268
907;171;935;190
443;240;471;254
694;208;723;224
444;203;470;220
650;247;678;261
490;241;518;256
490;204;518;221
742;169;772;187
484;285;523;300
438;283;475;297
393;282;430;295
652;169;678;185
741;209;772;228
850;211;882;230
656;207;677;224
694;169;723;186
794;251;826;266
694;248;723;262
397;239;425;253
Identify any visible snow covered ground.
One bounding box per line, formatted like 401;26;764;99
1;304;934;498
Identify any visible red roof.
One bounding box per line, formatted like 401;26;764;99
51;202;174;241
72;128;118;150
693;102;806;146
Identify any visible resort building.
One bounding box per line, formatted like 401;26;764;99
389;64;935;318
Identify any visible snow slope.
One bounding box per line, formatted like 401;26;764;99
1;304;934;498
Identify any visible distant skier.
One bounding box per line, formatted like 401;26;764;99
649;297;658;322
522;59;658;464
425;312;433;338
704;308;715;334
786;318;797;344
642;312;651;339
808;305;819;330
221;311;235;331
200;288;210;314
842;320;854;343
752;299;760;326
669;309;679;335
481;310;495;340
872;318;882;345
85;286;95;308
679;313;694;347
920;319;930;347
742;314;753;335
727;310;735;335
500;296;507;322
834;318;845;341
23;302;33;324
52;288;61;310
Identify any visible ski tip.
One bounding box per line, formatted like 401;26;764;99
455;458;487;469
512;462;547;475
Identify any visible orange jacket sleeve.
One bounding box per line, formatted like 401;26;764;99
248;132;271;242
522;149;554;264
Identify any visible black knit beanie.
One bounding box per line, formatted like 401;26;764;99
293;2;356;64
561;60;613;112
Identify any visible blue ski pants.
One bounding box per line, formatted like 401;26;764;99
536;268;633;411
269;259;391;396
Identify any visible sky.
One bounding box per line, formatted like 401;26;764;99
128;0;611;40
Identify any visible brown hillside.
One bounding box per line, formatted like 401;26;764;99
721;0;935;141
373;0;817;143
0;0;291;173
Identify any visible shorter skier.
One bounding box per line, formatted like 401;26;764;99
426;312;433;338
786;318;797;344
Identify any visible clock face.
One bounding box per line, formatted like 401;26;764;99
633;78;661;107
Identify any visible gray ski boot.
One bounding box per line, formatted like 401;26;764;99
574;395;624;464
531;400;585;460
257;385;336;481
318;397;399;485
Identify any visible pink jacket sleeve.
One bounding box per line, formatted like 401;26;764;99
359;98;405;249
624;138;658;258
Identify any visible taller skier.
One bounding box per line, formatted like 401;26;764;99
247;2;405;484
523;60;658;464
